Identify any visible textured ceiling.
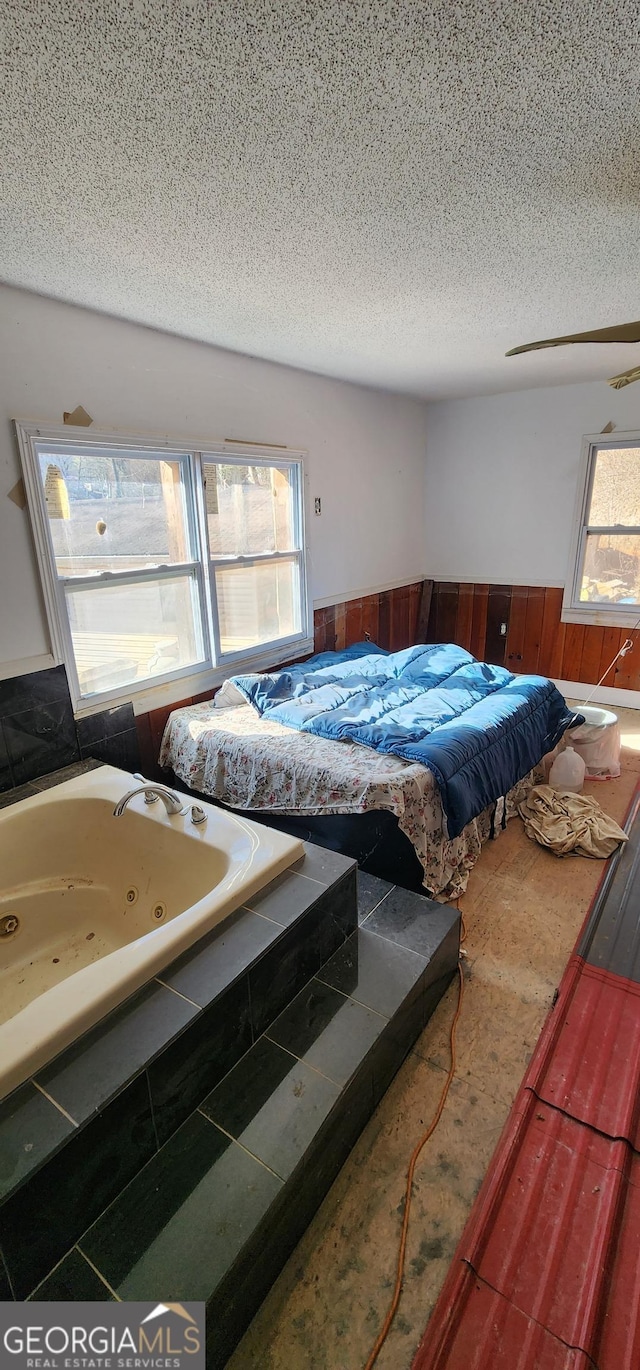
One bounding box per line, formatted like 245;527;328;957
2;1;640;399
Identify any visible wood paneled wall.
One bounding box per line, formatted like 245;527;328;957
313;581;426;654
136;576;639;778
426;582;640;692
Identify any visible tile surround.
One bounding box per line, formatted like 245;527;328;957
37;979;199;1126
318;926;430;1019
0;664;139;793
73;887;458;1363
0;1082;74;1203
200;1037;341;1181
29;1247;114;1302
0;657;461;1357
267;978;388;1087
0;823;459;1363
248;871;357;1037
147;977;254;1146
79;1110;284;1302
159;905;285;1008
0;771;360;1299
0;1074;157;1299
3;699;79;786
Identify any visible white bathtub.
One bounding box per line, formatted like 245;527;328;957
0;765;304;1098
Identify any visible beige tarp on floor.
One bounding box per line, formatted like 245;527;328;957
518;784;628;859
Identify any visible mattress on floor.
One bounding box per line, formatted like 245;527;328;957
159;701;536;898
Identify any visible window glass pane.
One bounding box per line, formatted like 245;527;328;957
588;447;640;527
66;575;205;697
204;462;297;556
580;532;640;604
36;447;193;577
215;558;300;654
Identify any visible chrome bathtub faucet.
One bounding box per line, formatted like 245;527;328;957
113;784;187;818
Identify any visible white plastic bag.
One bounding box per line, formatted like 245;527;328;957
570;707;621;780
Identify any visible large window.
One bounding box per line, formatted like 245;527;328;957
16;425;310;711
564;434;640;627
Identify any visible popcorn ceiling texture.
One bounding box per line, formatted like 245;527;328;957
2;0;640;399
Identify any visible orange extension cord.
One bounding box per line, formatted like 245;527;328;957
363;913;466;1370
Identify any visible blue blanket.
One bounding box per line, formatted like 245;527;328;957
231;643;575;839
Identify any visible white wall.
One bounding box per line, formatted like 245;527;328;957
424;381;640;587
0;285;428;675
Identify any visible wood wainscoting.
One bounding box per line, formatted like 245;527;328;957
313;581;430;654
426;582;640;692
135;577;640;778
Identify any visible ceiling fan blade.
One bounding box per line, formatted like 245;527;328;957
607;365;640;390
506;321;640;357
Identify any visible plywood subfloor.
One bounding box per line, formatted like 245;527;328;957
228;707;640;1370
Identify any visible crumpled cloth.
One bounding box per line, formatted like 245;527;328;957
518;784;628;859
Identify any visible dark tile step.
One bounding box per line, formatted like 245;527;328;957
70;894;460;1367
0;849;357;1299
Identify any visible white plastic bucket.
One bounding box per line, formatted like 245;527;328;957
570;706;621;780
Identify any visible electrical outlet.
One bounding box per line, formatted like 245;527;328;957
314;497;322;515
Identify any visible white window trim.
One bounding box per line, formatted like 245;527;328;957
14;421;313;715
562;429;640;628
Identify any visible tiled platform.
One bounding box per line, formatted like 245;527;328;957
0;766;459;1365
0;843;358;1298
53;898;457;1366
0;834;458;1368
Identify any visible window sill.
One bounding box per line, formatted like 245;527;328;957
561;605;640;630
73;636;315;719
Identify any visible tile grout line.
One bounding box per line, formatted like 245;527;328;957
293;870;332;888
0;1243;16;1302
153;976;202;1010
358;885;397;921
32;1079;78;1127
243;907;289;928
75;1246;122;1301
262;1030;344;1089
313;967;396;1020
302;975;390;1023
195;1110;284;1181
364;920;454;964
355;922;434;963
243;866;333;914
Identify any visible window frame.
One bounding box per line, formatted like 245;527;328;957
14;422;312;714
563;430;640;628
197;449;309;669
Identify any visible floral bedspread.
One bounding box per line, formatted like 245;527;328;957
159;702;536;898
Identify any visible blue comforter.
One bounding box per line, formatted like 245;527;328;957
231;643;575;838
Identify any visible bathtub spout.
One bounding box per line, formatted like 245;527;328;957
113;785;187;818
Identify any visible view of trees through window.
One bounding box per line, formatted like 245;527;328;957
579;446;640;606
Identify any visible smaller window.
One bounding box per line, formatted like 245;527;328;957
564;435;640;627
202;458;305;658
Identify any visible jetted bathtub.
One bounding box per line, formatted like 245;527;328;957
0;765;304;1097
